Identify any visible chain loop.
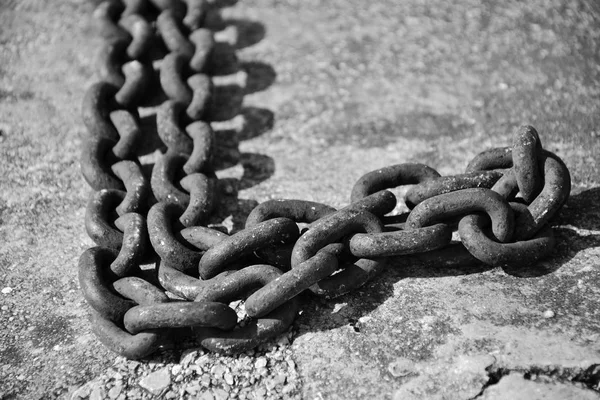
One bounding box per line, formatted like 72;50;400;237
198;218;300;279
406;188;515;243
91;275;170;359
465;146;512;172
245;250;339;317
291;209;385;298
156;100;195;153
350;163;440;203
405;170;503;208
514;151;571;240
85;189;127;249
246;199;337;228
147;202;203;271
112;277;170;305
512;125;544;203
245;200;337;269
156;260;236;300
123;301;237;334
79;247;136;323
111;160;149;214
458;203;555;268
90;311;165;360
194;265;299;354
349;224;452;258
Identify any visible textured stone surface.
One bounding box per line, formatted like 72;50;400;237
480;373;600;400
0;0;599;399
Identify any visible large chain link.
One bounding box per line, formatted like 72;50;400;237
79;0;572;359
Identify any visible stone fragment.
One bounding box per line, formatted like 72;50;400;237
171;365;182;375
107;385;122;399
198;392;215;400
479;372;600;400
255;357;268;369
186;384;201;394
213;388;228;400
70;383;91;399
393;354;496;400
388;357;416;377
210;364;225;379
139;367;171;396
282;384;296;394
89;383;106;400
200;373;211;387
180;348;201;366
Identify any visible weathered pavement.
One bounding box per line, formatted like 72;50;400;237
1;0;600;399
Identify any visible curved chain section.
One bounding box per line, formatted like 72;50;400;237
79;1;573;359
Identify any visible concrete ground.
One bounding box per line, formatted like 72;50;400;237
1;0;599;399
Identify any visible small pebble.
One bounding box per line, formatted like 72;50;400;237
210;364;225;379
89;384;105;400
139;368;171;396
254;357;268;369
543;310;555;319
277;335;290;346
198;392;215;400
107;385;122;399
2;287;13;294
180;349;200;366
282;384;295;394
71;384;91;399
388;357;416;377
213;388;228;400
274;373;287;386
200;374;211;387
286;359;296;370
185;384;200;394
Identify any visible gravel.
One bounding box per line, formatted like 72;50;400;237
68;330;301;400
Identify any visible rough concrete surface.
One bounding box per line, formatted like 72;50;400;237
1;0;599;399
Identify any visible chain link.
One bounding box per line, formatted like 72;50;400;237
79;0;573;358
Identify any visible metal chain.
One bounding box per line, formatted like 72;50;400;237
79;0;572;359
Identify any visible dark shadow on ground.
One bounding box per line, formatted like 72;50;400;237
546;186;600;271
292;187;600;336
120;6;277;232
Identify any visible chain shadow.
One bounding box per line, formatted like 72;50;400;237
291;247;491;335
126;7;277;233
553;187;600;231
499;187;600;277
292;187;600;335
543;186;600;266
210;152;276;232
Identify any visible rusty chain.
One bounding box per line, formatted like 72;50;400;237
79;0;572;359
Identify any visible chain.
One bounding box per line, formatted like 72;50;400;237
79;0;572;359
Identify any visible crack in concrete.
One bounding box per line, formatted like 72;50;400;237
471;363;600;399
